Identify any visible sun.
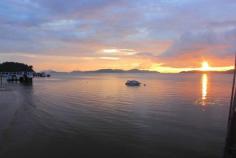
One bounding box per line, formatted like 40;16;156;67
201;61;210;71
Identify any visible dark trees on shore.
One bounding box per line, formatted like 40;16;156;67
0;62;34;72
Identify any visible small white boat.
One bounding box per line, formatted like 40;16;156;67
125;80;141;86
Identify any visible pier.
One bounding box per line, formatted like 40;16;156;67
224;55;236;158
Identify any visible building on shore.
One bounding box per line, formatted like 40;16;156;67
0;71;34;82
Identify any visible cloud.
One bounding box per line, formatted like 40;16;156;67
155;29;236;67
0;0;236;70
99;57;120;60
100;49;137;56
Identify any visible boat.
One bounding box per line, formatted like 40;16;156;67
125;80;141;86
34;72;51;77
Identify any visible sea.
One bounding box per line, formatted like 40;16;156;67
0;73;232;158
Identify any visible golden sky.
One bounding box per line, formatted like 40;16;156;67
0;1;235;73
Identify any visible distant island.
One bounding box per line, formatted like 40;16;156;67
180;69;234;74
53;69;235;74
71;69;160;73
1;62;233;74
0;62;34;72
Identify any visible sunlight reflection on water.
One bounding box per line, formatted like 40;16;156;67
201;74;208;106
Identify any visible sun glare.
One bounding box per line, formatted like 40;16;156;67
201;61;210;71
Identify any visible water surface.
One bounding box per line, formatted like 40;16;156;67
0;73;232;158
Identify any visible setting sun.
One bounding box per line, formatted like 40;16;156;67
201;61;210;71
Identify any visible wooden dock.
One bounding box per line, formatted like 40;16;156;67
224;55;236;158
224;114;236;157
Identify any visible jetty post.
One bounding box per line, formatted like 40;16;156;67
0;73;2;87
223;53;236;157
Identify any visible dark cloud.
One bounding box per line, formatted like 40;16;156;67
161;29;236;58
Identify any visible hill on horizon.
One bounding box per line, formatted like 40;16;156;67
71;69;160;73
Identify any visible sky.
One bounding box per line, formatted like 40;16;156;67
0;0;235;73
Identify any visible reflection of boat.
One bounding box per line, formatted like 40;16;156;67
125;80;141;86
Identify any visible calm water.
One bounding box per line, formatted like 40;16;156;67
0;73;233;158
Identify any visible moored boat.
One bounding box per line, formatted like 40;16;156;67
125;80;141;86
